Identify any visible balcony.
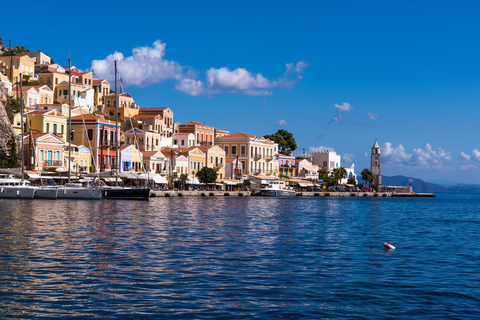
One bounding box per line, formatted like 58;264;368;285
196;140;213;146
40;160;63;167
253;154;261;160
264;156;273;162
213;164;224;170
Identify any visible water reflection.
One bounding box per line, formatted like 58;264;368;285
0;195;477;318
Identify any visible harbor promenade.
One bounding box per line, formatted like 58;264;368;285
150;191;435;198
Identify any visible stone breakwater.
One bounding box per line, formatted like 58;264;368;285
150;191;435;198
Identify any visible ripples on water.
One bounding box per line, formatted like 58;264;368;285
0;194;479;318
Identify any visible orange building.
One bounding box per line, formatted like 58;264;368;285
178;121;215;146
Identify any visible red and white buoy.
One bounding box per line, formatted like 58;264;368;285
383;242;396;250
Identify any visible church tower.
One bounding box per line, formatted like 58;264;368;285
370;140;382;189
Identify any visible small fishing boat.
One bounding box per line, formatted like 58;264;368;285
260;180;296;197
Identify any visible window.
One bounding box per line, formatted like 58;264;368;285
224;146;229;155
87;129;93;140
40;149;44;161
211;156;213;163
241;146;246;156
174;139;177;145
61;125;64;134
194;162;196;170
56;150;60;161
232;146;237;155
53;124;57;134
181;140;185;146
46;123;50;132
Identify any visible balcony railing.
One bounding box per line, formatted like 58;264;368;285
253;154;261;160
264;156;273;161
40;160;63;167
196;140;213;146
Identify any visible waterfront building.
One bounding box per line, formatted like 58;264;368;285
70;114;120;172
92;79;110;112
371;140;382;188
197;145;226;179
342;163;358;185
295;158;319;180
24;109;68;141
23;133;65;171
172;133;195;148
225;157;243;179
162;147;206;178
103;92;139;122
125;128;162;152
138;107;174;137
311;149;341;171
215;132;278;177
119;144;143;172
0;55;35;82
141;150;168;174
178;121;215;146
276;153;296;177
70;145;92;174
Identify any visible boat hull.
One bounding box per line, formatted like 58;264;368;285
57;187;102;199
0;186;36;199
260;189;296;197
102;187;150;200
34;187;58;199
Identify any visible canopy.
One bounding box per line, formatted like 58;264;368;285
220;179;240;185
151;174;167;184
187;177;201;185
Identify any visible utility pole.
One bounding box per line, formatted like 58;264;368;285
9;40;13;82
68;58;72;183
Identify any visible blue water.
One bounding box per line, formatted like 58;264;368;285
0;194;479;318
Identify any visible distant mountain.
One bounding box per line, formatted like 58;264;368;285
381;175;449;193
447;184;480;194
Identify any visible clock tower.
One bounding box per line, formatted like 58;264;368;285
370;140;382;189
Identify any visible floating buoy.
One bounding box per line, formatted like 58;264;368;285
383;242;396;250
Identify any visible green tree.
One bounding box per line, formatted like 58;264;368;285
5;97;21;123
243;179;251;190
361;168;374;189
196;167;217;187
1;45;29;56
332;167;347;185
179;173;189;190
264;129;297;156
347;176;357;185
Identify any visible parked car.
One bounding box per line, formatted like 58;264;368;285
363;188;371;192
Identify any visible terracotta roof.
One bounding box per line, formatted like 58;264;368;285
217;132;257;139
70;114;107;121
139;107;168;111
92;79;108;85
133;114;162;119
106;92;133;98
161;146;202;155
141;151;164;157
226;157;237;163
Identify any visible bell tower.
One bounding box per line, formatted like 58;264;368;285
370;140;382;189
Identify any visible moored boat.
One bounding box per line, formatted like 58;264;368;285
0;177;36;199
260;180;296;197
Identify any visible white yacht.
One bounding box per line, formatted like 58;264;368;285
0;176;36;199
57;182;102;200
260;180;296;197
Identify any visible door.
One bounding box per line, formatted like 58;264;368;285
47;150;53;166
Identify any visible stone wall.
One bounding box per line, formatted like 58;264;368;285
0;82;15;158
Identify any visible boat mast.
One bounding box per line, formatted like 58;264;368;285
115;60;119;187
20;73;24;183
68;58;72;184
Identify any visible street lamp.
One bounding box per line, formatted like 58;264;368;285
409;177;413;193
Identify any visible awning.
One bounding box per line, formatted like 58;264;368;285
219;179;240;185
151;174;167;184
187;177;201;184
298;182;309;187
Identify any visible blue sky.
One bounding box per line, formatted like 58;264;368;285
4;0;480;184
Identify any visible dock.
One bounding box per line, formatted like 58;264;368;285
150;191;435;198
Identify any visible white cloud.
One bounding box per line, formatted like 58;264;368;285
262;99;268;107
411;143;451;168
275;119;288;126
91;40;309;97
459;152;471;162
335;102;353;112
460;164;478;171
91;40;185;87
330;102;353;124
382;142;411;164
175;78;205;96
367;112;380;120
342;153;355;166
472;149;480;162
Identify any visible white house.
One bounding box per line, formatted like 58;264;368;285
172;133;195;148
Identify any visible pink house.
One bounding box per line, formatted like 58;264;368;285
23;133;65;171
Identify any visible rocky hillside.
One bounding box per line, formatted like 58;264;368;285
0;82;15;159
381;175;449;193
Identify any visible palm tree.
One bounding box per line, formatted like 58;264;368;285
361;168;374;189
332;167;347;185
179;173;188;190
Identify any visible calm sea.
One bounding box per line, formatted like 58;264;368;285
0;193;478;319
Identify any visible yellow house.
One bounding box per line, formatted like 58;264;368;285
141;150;168;174
12;85;54;107
92;79;110;111
162;147;206;178
197;145;226;179
25;51;52;65
119;144;143;172
65;144;93;175
216;132;279;177
103;92;139;122
24;109;68;141
0;55;35;83
38;66;69;96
